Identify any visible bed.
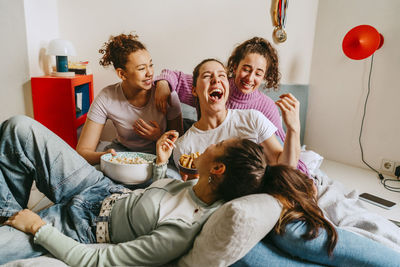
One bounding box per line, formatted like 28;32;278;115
3;85;400;266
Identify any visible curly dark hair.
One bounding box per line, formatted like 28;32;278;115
227;37;281;90
99;33;146;70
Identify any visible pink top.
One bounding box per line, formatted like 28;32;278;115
155;69;309;175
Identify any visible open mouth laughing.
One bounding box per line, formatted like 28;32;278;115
209;88;224;102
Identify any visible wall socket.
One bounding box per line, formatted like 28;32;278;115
381;159;400;176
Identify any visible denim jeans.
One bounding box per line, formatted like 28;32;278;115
0;115;127;264
231;235;323;267
233;220;400;267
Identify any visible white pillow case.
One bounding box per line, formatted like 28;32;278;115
178;194;282;267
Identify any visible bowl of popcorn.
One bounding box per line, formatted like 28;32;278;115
100;152;156;184
178;152;201;176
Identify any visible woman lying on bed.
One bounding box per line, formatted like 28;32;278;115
172;58;400;266
0;115;313;266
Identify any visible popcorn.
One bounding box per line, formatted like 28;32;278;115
109;156;151;165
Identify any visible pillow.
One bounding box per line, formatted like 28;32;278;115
177;194;282;267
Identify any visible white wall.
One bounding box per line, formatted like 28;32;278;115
24;0;59;77
1;0;318;120
0;0;30;121
54;0;318;95
306;0;400;170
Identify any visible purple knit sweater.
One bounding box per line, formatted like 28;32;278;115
155;69;309;175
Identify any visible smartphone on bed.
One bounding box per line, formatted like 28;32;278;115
359;193;397;210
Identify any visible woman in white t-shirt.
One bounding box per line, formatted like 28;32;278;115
174;58;301;180
76;33;183;165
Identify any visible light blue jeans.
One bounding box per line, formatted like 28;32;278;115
232;218;400;266
0;115;128;264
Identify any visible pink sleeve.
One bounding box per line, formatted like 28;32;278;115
154;69;196;107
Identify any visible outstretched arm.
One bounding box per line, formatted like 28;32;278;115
76;118;116;165
6;209;198;267
259;93;300;168
275;93;301;167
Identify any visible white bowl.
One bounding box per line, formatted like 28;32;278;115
100;152;156;185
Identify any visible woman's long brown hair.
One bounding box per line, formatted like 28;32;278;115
263;165;338;256
214;139;337;256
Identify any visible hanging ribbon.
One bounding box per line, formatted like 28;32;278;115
273;0;288;43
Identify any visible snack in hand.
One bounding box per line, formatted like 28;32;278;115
179;152;201;169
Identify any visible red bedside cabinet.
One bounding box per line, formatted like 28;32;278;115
31;75;94;148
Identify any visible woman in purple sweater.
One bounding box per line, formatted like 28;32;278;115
154;36;308;175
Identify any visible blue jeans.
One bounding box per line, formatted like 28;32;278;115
233;220;400;267
0;115;127;264
231;235;323;267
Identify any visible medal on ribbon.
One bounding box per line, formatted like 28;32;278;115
273;0;288;43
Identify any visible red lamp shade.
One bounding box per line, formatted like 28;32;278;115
342;25;384;60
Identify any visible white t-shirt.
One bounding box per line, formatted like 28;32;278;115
173;109;277;167
88;82;181;154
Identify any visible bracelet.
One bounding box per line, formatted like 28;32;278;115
33;223;50;242
153;161;168;168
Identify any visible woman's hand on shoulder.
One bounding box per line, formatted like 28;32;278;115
156;130;179;164
275;93;301;133
133;119;162;141
155;80;172;115
4;209;46;235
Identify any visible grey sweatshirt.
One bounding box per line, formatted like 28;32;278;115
34;163;222;266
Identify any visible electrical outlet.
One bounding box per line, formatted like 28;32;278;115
381;159;395;173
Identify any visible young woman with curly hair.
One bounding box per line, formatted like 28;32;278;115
153;36;309;176
76;33;183;165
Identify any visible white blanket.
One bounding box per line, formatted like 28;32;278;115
314;169;400;253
